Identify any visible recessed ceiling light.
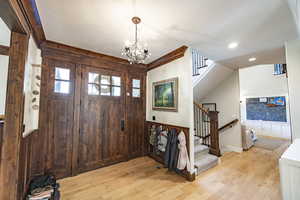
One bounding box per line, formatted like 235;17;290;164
228;42;238;49
249;57;257;62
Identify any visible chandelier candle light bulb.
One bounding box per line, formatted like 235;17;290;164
122;17;151;64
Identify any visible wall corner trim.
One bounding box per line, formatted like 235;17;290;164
147;45;188;71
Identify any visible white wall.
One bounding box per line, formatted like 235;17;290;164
286;0;300;35
146;48;194;172
0;18;11;115
200;71;243;153
0;18;10;46
286;39;300;140
23;36;42;137
240;65;289;98
239;65;291;139
193;63;234;102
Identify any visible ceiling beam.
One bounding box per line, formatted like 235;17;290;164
17;0;46;47
147;45;188;71
41;40;148;69
0;0;30;34
0;45;10;56
0;0;46;47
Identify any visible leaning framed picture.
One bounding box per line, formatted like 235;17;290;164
152;77;178;112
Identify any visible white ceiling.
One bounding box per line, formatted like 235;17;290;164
219;47;286;69
36;0;299;66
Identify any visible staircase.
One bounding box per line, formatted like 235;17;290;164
193;102;220;175
192;49;220;175
194;137;219;174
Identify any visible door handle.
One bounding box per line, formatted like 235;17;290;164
121;120;125;131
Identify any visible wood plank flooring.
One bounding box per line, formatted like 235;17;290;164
59;142;289;200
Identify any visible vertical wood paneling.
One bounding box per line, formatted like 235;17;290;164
30;44;147;181
44;60;75;179
127;73;146;158
78;66;127;172
0;32;29;200
0;122;3;166
71;65;82;176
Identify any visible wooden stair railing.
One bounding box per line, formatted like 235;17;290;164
194;102;221;156
218;119;239;132
192;49;208;76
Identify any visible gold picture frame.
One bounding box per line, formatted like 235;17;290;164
152;77;178;112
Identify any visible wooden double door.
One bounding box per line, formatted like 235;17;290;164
41;60;146;179
78;66;127;173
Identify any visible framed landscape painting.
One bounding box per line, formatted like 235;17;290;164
152;77;178;112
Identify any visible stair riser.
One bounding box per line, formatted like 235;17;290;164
194;138;202;145
195;149;210;159
196;160;218;175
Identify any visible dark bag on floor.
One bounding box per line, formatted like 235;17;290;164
28;174;57;194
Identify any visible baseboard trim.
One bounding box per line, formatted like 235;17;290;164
221;145;243;154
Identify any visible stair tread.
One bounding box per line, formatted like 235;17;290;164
194;154;218;167
194;144;209;153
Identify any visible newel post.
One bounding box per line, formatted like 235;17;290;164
208;111;221;157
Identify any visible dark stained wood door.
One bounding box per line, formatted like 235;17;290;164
45;59;75;179
78;66;127;172
127;73;146;158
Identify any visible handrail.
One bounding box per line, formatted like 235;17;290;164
193;102;209;114
218;119;239;132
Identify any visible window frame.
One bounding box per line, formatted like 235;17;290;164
132;79;141;98
54;67;72;95
87;73;121;97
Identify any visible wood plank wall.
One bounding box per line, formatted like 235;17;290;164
0;32;29;200
0;122;3;166
21;41;148;183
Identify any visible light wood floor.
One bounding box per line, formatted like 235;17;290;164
59;142;289;200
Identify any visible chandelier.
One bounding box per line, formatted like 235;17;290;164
122;17;150;64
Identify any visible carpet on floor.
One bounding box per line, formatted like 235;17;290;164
254;135;287;151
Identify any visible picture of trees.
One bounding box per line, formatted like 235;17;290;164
153;77;178;112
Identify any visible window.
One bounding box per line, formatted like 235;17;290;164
132;79;140;98
54;68;71;94
87;73;121;97
88;72;100;95
111;76;121;97
274;64;287;75
100;75;111;96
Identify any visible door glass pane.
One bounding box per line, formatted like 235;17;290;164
101;85;111;96
132;88;140;98
112;86;121;97
88;84;100;95
88;72;100;84
55;68;70;80
55;81;70;94
112;76;121;86
101;75;110;85
132;79;140;88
